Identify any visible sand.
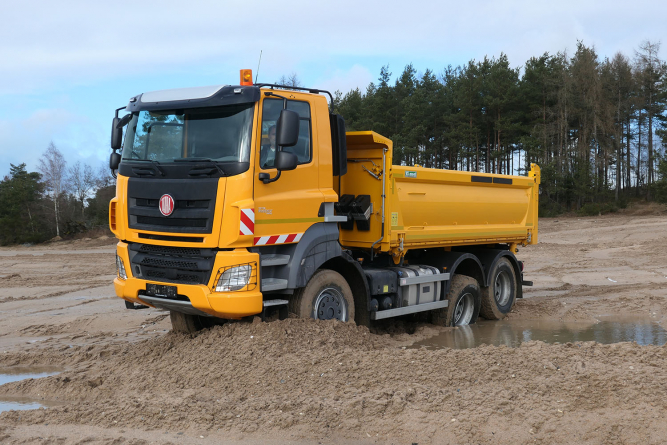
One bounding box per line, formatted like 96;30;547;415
1;206;667;444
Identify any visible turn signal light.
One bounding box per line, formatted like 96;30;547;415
240;69;253;86
109;200;117;231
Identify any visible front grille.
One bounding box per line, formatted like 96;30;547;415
136;216;208;228
138;245;202;256
127;178;218;234
128;243;216;285
140;257;198;269
136;198;210;209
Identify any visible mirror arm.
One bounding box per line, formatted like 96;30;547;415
259;170;281;184
115;106;126;119
264;91;288;109
259;144;287;184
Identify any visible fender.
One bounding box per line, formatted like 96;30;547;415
418;251;485;296
251;222;342;292
320;252;371;310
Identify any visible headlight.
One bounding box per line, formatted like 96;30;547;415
215;264;254;292
116;254;127;280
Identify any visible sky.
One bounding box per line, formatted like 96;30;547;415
1;0;665;178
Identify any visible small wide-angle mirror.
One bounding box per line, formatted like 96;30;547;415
275;151;297;171
109;151;121;170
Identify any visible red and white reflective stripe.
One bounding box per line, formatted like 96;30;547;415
254;233;303;246
239;208;255;235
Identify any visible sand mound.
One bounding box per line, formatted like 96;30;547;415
3;318;667;443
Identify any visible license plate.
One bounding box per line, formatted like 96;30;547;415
146;283;177;299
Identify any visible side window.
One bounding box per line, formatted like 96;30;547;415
260;99;312;169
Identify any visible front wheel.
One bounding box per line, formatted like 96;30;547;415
479;258;517;320
289;269;355;322
170;311;217;333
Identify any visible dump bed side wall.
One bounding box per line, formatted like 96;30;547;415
339;132;539;252
390;166;537;249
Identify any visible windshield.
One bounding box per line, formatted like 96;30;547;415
121;103;254;163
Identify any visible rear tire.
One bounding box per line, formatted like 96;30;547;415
170;311;214;333
431;275;481;327
479;258;517;320
289;269;355;322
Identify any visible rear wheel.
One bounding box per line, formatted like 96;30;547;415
480;258;517;320
431;275;481;327
289;269;355;322
170;311;216;333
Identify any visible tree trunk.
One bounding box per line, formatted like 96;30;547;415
54;194;60;237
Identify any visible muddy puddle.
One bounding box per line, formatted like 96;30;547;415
413;316;667;350
0;367;62;413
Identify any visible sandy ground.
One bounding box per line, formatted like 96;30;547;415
1;206;667;444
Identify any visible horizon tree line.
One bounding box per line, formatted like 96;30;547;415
331;40;667;213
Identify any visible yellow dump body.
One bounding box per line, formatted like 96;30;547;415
338;132;540;261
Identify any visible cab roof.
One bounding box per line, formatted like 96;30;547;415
125;84;260;113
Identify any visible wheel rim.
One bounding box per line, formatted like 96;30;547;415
494;270;512;307
453;292;474;325
313;287;347;321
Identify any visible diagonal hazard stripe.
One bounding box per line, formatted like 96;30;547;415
239;221;252;235
253;233;304;245
240;210;254;234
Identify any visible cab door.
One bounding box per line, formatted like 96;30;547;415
252;95;324;246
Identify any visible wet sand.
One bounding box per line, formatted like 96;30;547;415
1;205;667;444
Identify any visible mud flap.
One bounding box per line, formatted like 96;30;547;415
261;299;289;321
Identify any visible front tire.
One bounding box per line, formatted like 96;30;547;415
480;258;517;320
170;311;215;333
289;269;355;322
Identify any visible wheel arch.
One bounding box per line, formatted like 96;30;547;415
319;253;371;311
418;251;486;296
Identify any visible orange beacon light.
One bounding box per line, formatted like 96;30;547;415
240;69;253;86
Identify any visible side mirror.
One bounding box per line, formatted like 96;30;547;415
276;109;299;147
275;151;297;171
110;151;121;171
111;117;123;150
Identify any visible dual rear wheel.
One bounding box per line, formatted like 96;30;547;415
431;258;518;326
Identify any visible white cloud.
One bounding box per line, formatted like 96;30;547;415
0;108;108;176
2;0;665;95
316;65;374;96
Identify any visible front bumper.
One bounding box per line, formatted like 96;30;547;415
114;242;263;319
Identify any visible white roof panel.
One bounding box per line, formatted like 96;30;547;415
140;85;227;103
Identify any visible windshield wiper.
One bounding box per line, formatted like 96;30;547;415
174;158;226;176
125;158;166;176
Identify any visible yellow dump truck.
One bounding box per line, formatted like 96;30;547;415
109;69;540;332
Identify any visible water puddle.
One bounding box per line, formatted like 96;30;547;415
413;316;667;350
0;366;62;413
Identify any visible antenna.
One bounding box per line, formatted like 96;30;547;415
255;50;262;83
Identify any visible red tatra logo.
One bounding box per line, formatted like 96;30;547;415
159;194;174;216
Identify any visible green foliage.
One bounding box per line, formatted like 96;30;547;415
86;185;116;226
0;164;48;244
0;157;115;245
577;203;620;216
655;159;667;203
333;41;667;209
